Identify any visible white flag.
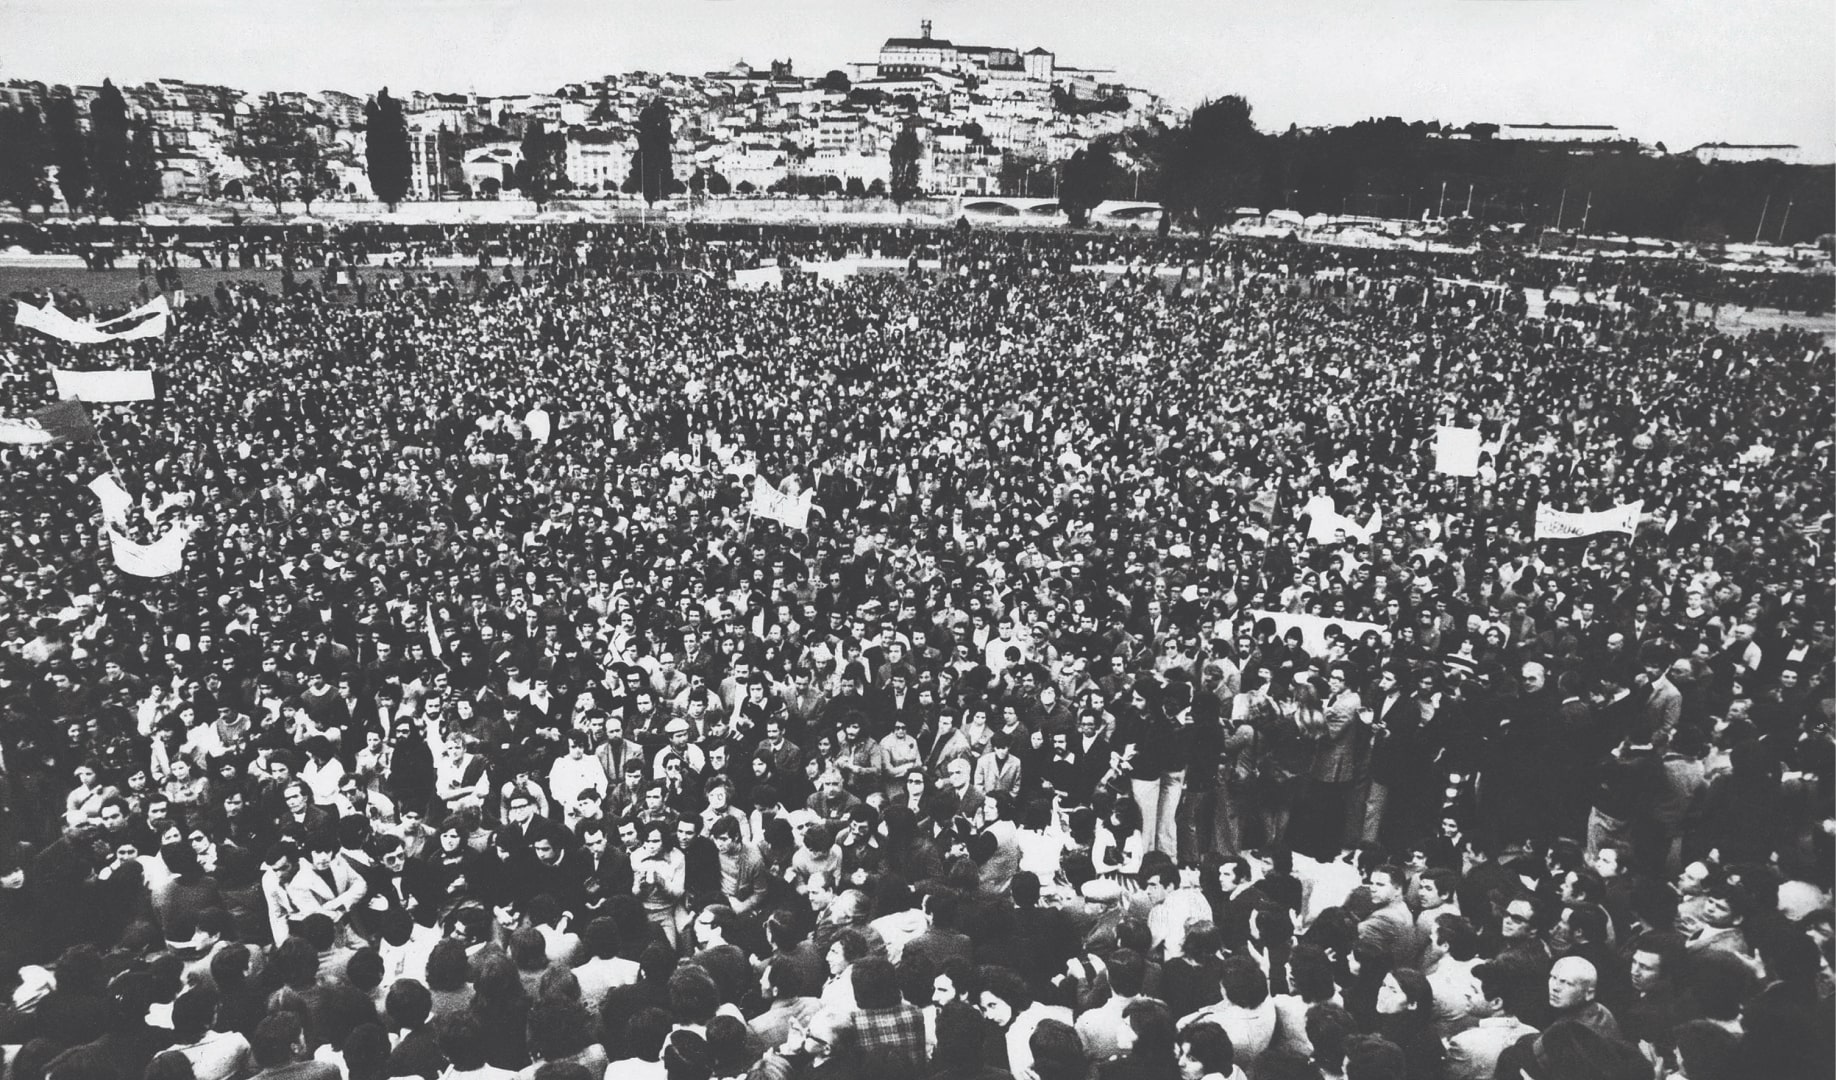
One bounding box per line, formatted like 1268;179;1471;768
1434;426;1482;477
52;369;155;402
1534;500;1643;541
109;522;194;577
0;419;54;445
87;475;135;529
750;476;815;531
1304;496;1382;546
17;300;169;344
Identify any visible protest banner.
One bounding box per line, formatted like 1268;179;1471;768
1303;494;1381;545
1534;500;1642;541
1249;610;1390;655
750;476;815;530
87;475;135;529
731;267;781;291
16;297;170;344
108;522;195;577
52;369;156;402
1434;426;1482;477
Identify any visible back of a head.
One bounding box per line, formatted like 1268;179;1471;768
435;1012;488;1071
143;1050;196;1080
661;1030;712;1080
1028;1018;1086;1080
849;955;901;1011
1343;1034;1406;1080
1220;955;1269;1009
252;1013;304;1068
626;1006;673;1064
1672;1019;1741;1080
930;1001;988;1071
385;979;432;1030
171;987;220;1042
509;927;549;972
1106;948;1148;998
341;1023;392;1080
667;967;720;1026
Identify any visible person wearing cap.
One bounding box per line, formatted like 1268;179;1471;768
651;717;706;780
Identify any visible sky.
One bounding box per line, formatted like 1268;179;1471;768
3;0;1831;158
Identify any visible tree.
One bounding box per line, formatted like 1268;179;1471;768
480;176;501;198
45;94;88;211
688;168;706;196
889;124;923;206
736;179;755;195
238;98;321;212
89;79;135;217
124;125;162;210
222;178;244;200
0;104;53;212
626;97;675;205
818;70;851;94
364;88;412;209
845;176;866;198
868;178;886;197
822;174;844;196
1059;144;1117;227
515;119;561;209
1159;94;1264;233
707;171;731;196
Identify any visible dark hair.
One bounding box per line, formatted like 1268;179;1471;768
435;1013;488;1071
1288;943;1336;1003
509;927;548;971
666;967;720;1025
425;938;472;992
171;987;219;1041
1107;948;1148;998
661;1029;712;1080
1121;998;1177;1070
252;1013;304;1067
1028;1018;1087;1080
1177;1020;1236;1076
978;965;1032;1012
626;1007;673;1063
1305;1003;1357;1071
143;1051;196;1080
341;1024;391;1080
1220;956;1269;1008
931;1002;988;1071
385;979;432;1029
850;956;901;1010
527;998;596;1061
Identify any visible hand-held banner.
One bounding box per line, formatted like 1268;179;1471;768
750;476;815;531
1534;500;1642;541
52;369;156;402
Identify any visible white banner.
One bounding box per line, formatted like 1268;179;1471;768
731;267;781;291
750;476;815;530
87;475;135;529
1303;494;1381;546
109;522;195;577
0;419;54;445
801;259;860;283
17;298;170;344
1249;610;1390;655
52;369;155;402
1434;426;1482;477
1534;500;1642;541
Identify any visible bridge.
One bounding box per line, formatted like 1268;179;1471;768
957;197;1165;223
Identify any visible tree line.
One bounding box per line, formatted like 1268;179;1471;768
1096;97;1833;245
0;79;161;217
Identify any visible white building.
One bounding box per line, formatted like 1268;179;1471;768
1497;123;1621;144
565;136;631;191
1690;142;1805;165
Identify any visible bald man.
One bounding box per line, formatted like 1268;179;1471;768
1496;956;1624;1077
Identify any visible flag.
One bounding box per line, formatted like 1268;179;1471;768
16;300;169;344
1249;488;1278;522
87;475;135;529
1534;500;1642;541
1434;426;1483;477
108;522;194;577
0;418;53;445
750;476;815;530
426;609;445;658
93;295;171;329
1304;496;1381;546
52;369;156;402
32;400;98;442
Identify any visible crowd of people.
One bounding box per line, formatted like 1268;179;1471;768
0;221;1831;1080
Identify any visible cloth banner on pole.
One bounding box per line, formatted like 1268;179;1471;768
52;369;156;402
750;476;815;530
1303;494;1381;545
108;522;195;577
1249;610;1390;656
94;295;172;328
1534;500;1643;541
87;475;135;529
800;259;859;283
1434;426;1482;477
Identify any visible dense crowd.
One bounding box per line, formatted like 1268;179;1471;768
0;222;1831;1080
1;217;1830;314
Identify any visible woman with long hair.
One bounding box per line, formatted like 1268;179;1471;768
1372;968;1440;1080
1094;798;1146;881
468;954;531;1069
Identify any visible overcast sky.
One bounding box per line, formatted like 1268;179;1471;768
3;0;1831;158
